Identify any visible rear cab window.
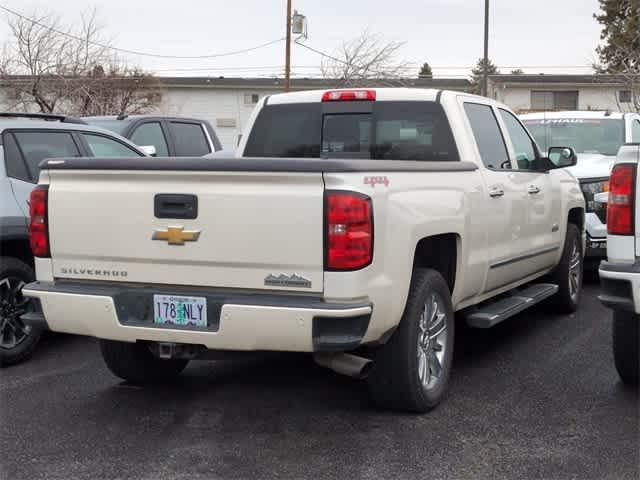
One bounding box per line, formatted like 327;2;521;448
3;131;80;183
243;101;459;161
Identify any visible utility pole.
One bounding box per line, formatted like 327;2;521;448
285;0;292;92
482;0;489;97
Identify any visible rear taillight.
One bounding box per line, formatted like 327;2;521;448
29;185;50;257
325;192;373;270
321;90;376;102
607;164;636;236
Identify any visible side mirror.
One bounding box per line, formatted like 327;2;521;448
140;145;157;157
547;146;577;168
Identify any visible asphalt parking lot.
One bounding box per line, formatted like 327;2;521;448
1;281;638;480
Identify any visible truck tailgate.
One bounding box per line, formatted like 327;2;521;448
46;169;324;293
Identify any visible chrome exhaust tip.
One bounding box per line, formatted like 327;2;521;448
314;353;373;380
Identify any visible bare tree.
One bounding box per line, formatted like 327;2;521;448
319;31;409;86
1;9;162;115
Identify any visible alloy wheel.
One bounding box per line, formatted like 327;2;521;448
568;240;582;302
417;294;448;390
0;277;32;350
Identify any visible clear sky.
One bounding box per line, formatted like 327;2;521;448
0;0;604;78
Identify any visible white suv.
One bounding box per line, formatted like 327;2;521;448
521;111;640;261
598;143;639;385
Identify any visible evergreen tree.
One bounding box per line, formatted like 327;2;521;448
594;0;640;73
470;58;500;94
418;62;433;78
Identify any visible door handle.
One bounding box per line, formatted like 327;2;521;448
489;187;505;198
527;185;541;195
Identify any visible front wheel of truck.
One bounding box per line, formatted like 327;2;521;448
100;340;189;383
547;223;583;313
367;268;455;413
613;311;639;386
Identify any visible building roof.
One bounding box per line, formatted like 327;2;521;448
489;74;638;86
159;76;471;90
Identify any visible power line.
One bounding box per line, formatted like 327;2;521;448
0;4;285;59
294;40;347;65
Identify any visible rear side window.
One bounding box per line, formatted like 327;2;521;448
244;101;459;161
464;103;510;169
130;122;169;156
170;122;210;156
3;133;30;182
12;131;80;182
82;133;142;157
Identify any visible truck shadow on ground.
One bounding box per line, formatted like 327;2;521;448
96;297;589;417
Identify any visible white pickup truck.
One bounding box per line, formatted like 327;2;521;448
23;89;585;412
598;143;639;385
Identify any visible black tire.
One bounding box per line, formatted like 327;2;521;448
0;256;43;367
99;339;188;383
612;311;639;386
367;268;455;412
547;223;583;313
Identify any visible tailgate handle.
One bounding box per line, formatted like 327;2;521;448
154;194;198;219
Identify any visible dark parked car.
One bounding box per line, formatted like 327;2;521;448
83;115;222;157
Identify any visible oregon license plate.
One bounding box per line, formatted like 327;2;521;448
153;295;207;328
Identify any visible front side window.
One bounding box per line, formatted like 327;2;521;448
499;109;537;169
170;122;211;156
244;101;459;161
522;118;625;156
12;131;80;182
130;122;169;156
82;133;142;157
463;103;510;169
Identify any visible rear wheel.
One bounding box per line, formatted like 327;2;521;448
612;311;639;386
367;268;455;412
100;339;188;383
0;257;42;367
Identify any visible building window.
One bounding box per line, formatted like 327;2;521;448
531;90;578;111
618;90;632;103
244;93;260;105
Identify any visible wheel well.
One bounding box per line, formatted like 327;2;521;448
413;234;458;293
568;208;584;231
0;238;33;267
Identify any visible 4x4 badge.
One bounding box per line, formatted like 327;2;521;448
152;226;201;245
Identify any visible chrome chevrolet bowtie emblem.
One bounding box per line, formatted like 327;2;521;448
152;226;201;245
